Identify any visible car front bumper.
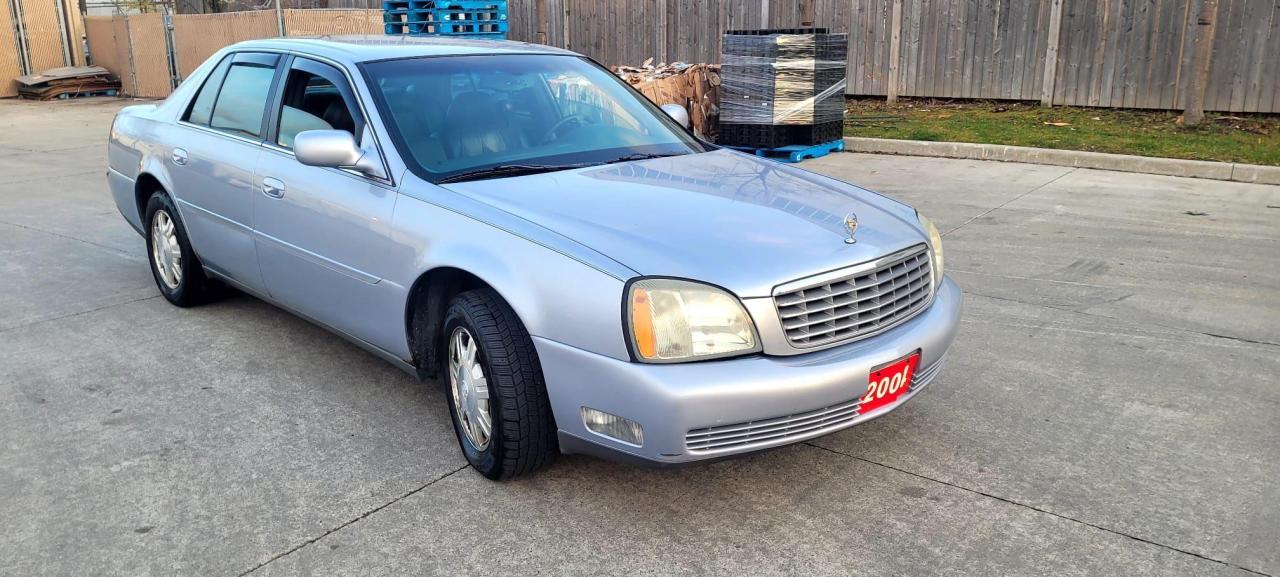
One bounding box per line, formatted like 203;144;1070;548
535;276;963;465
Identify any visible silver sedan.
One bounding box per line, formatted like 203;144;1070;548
106;36;961;479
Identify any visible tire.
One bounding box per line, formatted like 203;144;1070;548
144;191;216;307
442;288;557;479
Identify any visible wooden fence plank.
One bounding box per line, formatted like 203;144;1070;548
1003;0;1023;100
958;0;975;98
1227;0;1256;112
936;0;954;96
1244;0;1270;112
1041;0;1063;105
903;0;921;96
887;0;902;102
926;0;947;95
1152;0;1177;109
975;0;991;98
1263;2;1280;113
1203;0;1231;112
853;0;871;93
1223;0;1246;111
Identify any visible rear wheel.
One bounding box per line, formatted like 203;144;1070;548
144;191;216;307
443;289;557;479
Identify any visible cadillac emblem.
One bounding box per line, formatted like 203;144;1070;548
843;212;859;244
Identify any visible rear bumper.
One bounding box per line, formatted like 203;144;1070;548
536;276;963;465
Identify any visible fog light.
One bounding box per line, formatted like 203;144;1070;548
581;407;644;446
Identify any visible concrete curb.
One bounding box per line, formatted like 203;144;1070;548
841;137;1280;185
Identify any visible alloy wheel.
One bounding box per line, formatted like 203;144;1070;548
448;326;492;450
150;210;182;290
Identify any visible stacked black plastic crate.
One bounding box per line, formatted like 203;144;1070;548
719;28;848;149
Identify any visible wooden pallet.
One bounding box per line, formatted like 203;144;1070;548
726;138;845;163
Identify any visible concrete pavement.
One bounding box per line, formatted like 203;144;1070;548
1;98;1277;576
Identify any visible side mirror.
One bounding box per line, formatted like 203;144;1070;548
294;130;385;179
660;103;690;130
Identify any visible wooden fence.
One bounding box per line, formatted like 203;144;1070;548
44;0;1280;113
504;0;1279;113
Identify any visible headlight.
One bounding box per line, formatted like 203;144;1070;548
917;212;944;288
626;278;760;362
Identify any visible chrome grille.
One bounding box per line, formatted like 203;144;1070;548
774;245;933;348
685;353;947;453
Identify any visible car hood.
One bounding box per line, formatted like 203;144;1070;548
441;149;925;297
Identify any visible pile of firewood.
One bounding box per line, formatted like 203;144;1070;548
615;59;721;141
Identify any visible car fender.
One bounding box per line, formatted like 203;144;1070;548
391;190;634;363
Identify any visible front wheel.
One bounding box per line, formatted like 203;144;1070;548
443;289;557;479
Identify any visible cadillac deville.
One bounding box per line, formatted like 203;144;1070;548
106;36;962;479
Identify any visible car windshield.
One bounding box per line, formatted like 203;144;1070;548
362;54;708;182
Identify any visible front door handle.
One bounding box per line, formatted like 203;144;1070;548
171;148;188;166
262;177;285;199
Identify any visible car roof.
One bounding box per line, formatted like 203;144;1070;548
232;35;578;64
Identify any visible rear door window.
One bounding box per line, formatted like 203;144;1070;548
208;53;280;139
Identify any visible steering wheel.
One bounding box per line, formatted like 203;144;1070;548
542;114;589;144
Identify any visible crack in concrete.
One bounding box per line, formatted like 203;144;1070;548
0;143;100;157
236;464;470;577
804;443;1273;577
943;167;1078;237
0;218;142;262
950;268;1116;289
0;294;160;334
3;168;102;186
964;290;1279;349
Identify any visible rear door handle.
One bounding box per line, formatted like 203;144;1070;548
171;148;188;166
261;177;285;199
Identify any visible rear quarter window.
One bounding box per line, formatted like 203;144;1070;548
184;56;232;126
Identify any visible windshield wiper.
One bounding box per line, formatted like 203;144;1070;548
602;152;688;165
437;163;595;184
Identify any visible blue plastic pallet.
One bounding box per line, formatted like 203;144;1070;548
383;0;507;38
433;1;506;9
383;21;508;35
382;9;506;22
727;138;845;163
383;0;505;10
